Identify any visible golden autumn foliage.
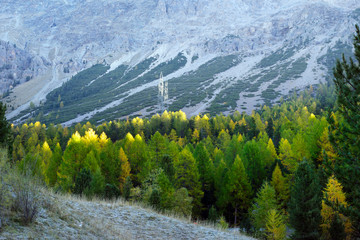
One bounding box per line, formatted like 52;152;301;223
321;176;352;239
118;147;131;192
271;164;289;210
317;129;337;164
41;141;52;183
192;129;200;143
279;139;295;171
8;79;349;231
267;138;278;160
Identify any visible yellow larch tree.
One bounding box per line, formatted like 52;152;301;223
270;164;289;210
317;129;337;165
41;141;52;182
265;209;287;240
279;138;295;172
192;129;200;144
267;138;278;160
321;176;352;239
118;147;131;192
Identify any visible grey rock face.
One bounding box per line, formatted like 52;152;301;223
1;0;356;66
0;40;48;94
1;0;360;120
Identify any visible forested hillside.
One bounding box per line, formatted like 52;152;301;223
1;26;360;240
6;81;353;237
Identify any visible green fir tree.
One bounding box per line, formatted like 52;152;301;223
289;161;322;240
328;24;360;237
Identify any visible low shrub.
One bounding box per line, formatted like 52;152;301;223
11;169;40;225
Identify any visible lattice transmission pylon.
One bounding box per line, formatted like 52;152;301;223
158;72;168;113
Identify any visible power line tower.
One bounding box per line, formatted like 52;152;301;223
158;72;168;113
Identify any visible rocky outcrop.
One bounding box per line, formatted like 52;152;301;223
0;41;48;95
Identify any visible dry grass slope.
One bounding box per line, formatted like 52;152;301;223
0;188;255;240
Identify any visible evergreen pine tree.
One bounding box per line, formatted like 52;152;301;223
328;24;360;237
0;103;8;142
266;117;274;140
86;168;105;197
122;176;132;200
289;161;322;240
247;117;259;140
73;168;92;195
208;205;218;223
149;188;161;209
214;159;229;212
0;102;12;152
329;213;346;240
193;142;213;188
193;142;215;216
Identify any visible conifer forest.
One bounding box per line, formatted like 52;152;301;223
1;22;360;240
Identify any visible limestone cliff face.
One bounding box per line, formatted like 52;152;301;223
1;0;357;68
1;0;360;120
0;40;48;94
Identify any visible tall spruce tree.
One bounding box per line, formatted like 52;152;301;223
329;213;346;240
266;117;274;140
193;142;215;217
0;102;11;149
122;176;132;200
289;161;322;240
328;24;360;237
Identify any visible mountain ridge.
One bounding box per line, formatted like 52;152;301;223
1;0;359;124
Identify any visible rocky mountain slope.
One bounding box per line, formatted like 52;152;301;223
0;40;48;95
1;0;360;124
0;189;253;240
